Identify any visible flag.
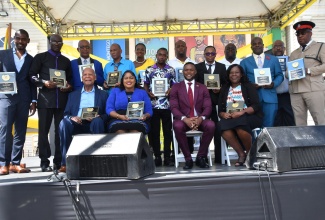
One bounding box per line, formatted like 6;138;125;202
4;23;11;50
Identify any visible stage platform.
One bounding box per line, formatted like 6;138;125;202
1;156;325;220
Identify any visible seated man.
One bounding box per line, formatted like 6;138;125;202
58;68;108;172
169;62;215;169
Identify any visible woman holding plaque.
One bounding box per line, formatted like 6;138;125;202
218;64;263;166
133;43;155;84
106;70;153;134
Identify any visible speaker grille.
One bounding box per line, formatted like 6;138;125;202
291;146;325;169
79;155;128;177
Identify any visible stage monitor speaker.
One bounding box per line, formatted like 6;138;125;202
66;133;155;179
246;126;325;172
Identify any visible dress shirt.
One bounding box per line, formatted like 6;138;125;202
81;58;90;65
253;53;265;68
77;86;95;116
184;79;198;117
219;57;242;70
103;57;136;80
13;48;27;72
205;61;215;73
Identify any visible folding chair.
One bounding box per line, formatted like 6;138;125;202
171;114;213;168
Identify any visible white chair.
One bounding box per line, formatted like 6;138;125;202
171;115;213;168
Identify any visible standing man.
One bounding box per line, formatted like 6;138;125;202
289;21;325;125
58;68;108;173
144;48;176;167
70;39;104;90
240;37;283;127
195;46;227;164
272;40;295;126
170;62;214;169
103;43;135;91
29;34;72;172
219;43;242;70
0;29;36;175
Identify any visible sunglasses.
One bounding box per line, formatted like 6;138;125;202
295;30;311;36
205;52;216;56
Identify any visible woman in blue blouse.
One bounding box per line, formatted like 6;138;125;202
218;64;263;166
106;70;153;134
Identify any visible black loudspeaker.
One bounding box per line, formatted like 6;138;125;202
66;133;155;179
246;126;325;172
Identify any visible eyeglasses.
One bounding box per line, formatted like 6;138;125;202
50;41;63;45
79;46;90;49
295;30;311;36
205;52;216;56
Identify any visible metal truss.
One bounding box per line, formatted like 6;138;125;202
11;0;315;38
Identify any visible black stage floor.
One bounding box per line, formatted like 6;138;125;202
1;157;325;220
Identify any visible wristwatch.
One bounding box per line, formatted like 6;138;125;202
307;68;311;75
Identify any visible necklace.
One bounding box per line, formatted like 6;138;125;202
135;59;146;64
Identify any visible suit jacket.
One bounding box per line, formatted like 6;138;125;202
0;49;36;103
169;81;212;120
195;61;227;111
289;41;325;93
71;57;105;90
240;54;283;104
64;86;109;122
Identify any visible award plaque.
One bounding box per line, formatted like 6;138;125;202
50;69;66;88
204;74;220;89
81;107;99;120
277;56;288;73
0;72;17;94
152;78;168;96
126;101;144;119
287;58;306;81
226;101;244;113
176;68;184;82
78;63;95;81
106;71;121;86
254;68;271;85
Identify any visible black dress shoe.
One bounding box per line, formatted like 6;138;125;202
183;160;193;170
196;157;209;168
41;166;53;172
164;157;175;167
154;156;162;167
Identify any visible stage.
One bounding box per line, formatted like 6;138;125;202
0;157;325;220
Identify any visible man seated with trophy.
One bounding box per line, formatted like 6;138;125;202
58;68;108;173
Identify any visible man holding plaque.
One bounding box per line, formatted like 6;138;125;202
272;40;295;127
289;21;325;125
0;29;36;175
240;37;283;127
195;46;227;164
58;68;108;173
144;48;176;167
170;62;214;169
71;40;105;90
29;34;72;172
103;43;136;93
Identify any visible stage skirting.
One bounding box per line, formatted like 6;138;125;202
0;170;324;220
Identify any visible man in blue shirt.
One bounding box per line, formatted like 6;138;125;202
103;43;136;92
70;40;105;90
58;68;108;172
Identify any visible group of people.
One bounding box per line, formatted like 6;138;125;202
0;20;324;174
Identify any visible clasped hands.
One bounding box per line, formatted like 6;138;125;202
221;111;243;119
183;116;203;130
254;82;274;89
117;114;149;121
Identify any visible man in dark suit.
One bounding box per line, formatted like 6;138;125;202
0;29;37;175
70;39;105;90
240;37;283;127
170;62;215;169
195;46;227;164
29;34;73;172
58;68;108;172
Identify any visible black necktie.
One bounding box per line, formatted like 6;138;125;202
302;45;307;51
208;64;212;74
